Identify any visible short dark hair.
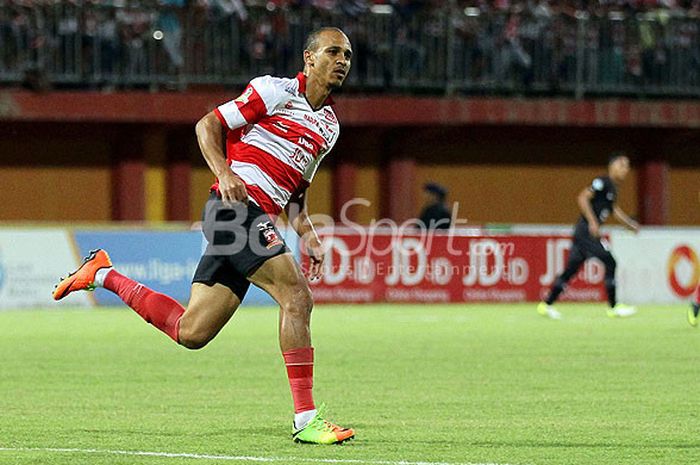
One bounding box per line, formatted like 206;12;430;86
608;151;629;165
304;27;345;52
424;182;447;201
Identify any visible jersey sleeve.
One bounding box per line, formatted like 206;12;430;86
214;75;282;130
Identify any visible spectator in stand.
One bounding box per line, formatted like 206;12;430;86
418;182;452;230
1;0;700;94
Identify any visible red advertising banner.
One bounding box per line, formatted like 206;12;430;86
308;231;606;303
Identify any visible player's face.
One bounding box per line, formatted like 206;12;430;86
610;156;631;181
306;31;352;89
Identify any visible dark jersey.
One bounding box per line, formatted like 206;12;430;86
575;175;617;231
419;203;452;229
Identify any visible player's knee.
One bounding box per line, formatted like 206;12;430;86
281;286;314;317
178;326;212;350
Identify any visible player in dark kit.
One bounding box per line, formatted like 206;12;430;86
538;153;639;320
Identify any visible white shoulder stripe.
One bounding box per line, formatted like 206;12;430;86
230;161;291;207
217;101;247;130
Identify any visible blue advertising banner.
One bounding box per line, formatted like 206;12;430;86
73;228;299;306
73;231;203;305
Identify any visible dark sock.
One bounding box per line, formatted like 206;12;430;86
546;278;566;305
605;278;616;308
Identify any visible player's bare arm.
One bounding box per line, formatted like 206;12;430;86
195;111;248;205
285;188;324;281
613;205;640;232
577;187;600;237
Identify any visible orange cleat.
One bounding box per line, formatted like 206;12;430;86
53;249;112;301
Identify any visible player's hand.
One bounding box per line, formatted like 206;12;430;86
588;222;600;238
218;171;249;206
305;236;325;282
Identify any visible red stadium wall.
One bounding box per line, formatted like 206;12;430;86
1;92;699;225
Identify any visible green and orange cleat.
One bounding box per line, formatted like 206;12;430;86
53;249;112;301
292;406;355;445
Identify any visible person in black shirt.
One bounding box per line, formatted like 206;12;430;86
538;153;640;320
419;182;452;230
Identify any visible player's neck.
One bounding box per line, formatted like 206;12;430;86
304;75;332;110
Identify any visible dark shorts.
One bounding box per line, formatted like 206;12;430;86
192;192;287;300
571;223;614;264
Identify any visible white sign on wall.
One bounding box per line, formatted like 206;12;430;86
613;229;700;304
0;229;91;308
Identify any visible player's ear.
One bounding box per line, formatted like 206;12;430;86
304;49;314;67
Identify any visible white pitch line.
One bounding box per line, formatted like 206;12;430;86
0;447;521;465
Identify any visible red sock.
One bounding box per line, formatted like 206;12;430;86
283;347;315;413
104;270;184;343
695;283;700;305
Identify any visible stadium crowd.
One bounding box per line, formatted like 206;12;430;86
1;0;699;94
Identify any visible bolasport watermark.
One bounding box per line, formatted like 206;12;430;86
198;197;523;278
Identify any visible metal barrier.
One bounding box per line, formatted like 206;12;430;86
1;2;699;97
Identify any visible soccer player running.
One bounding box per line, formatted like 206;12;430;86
688;282;700;327
53;27;355;444
537;153;639;320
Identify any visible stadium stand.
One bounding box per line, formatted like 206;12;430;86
1;0;699;96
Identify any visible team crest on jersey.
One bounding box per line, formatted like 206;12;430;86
235;86;254;104
257;221;283;249
285;100;294;109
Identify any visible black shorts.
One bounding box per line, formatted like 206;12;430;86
192;192;288;300
571;223;614;264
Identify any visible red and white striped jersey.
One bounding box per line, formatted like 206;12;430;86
212;72;340;216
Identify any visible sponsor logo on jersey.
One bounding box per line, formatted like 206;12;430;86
297;136;315;152
303;113;320;128
323;107;337;124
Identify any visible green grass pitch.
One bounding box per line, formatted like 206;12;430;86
1;303;698;465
